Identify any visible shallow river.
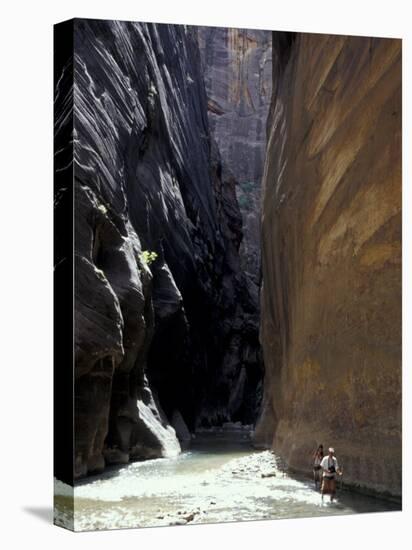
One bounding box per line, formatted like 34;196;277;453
55;432;400;531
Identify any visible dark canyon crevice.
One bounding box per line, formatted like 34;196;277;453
69;20;264;478
198;27;272;284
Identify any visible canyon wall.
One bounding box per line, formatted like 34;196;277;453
255;32;402;497
198;27;272;283
70;19;260;477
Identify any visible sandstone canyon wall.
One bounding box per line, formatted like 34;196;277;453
254;32;402;497
198;27;272;283
66;20;261;477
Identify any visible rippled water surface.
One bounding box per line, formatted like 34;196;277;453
55;433;400;531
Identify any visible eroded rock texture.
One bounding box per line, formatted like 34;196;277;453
254;33;402;497
71;19;261;477
198;27;272;282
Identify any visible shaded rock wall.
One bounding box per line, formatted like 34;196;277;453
198;27;272;282
255;32;402;497
71;19;261;477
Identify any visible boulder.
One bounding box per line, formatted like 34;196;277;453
171;410;192;447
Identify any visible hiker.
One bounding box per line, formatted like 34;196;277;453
312;444;324;489
320;447;342;502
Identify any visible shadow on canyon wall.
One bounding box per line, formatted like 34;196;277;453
54;20;265;479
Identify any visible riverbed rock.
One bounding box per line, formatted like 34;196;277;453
171;410;192;448
255;32;402;497
169;519;188;526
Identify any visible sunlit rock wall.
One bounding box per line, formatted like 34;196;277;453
255;32;402;497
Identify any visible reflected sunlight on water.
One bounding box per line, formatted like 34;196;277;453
55;434;400;531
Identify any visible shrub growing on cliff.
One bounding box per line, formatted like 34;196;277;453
97;203;107;214
139;250;158;266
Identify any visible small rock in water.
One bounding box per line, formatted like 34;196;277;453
170;519;187;526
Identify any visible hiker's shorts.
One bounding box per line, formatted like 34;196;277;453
321;477;336;494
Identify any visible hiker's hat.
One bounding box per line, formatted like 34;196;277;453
328;447;335;453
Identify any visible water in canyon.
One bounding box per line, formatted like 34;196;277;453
55;431;400;531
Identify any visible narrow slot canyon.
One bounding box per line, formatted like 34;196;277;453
54;19;401;530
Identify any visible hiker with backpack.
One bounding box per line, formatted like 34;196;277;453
320;447;342;502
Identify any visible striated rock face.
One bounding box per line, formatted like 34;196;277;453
197;27;272;282
69;19;262;477
195;26;270;426
255;33;402;497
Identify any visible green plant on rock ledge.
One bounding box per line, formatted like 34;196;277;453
139;250;158;266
